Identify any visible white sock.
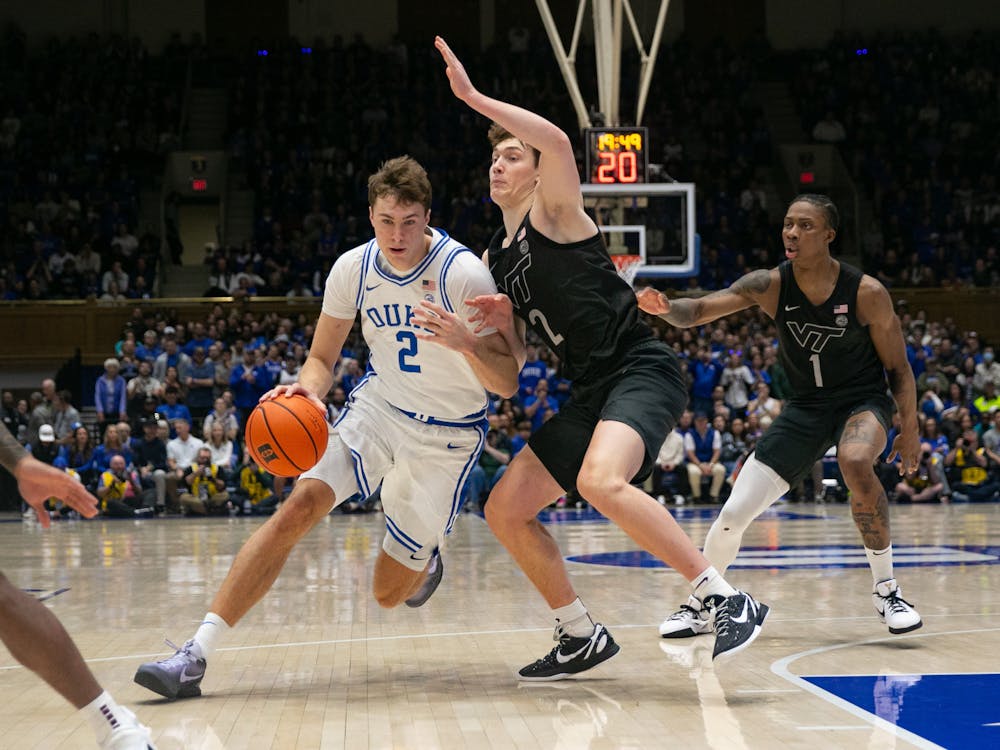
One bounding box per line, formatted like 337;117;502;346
865;544;894;585
553;597;594;637
80;690;132;744
193;612;231;659
691;565;736;601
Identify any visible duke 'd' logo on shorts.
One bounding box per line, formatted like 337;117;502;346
256;443;277;463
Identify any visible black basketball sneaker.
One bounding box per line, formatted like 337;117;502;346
517;623;620;681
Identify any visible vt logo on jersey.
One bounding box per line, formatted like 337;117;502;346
501;252;533;309
786;321;846;353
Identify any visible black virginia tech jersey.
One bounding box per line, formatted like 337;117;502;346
487;214;651;383
774;260;888;402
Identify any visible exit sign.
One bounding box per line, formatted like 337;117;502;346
192;178;208;192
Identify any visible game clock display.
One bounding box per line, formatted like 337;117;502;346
584;127;649;184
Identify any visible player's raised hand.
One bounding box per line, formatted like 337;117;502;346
435;36;477;102
15;455;98;528
887;429;921;476
635;287;671;316
413;299;475;353
466;293;514;333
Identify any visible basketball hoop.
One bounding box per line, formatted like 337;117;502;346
612;254;644;288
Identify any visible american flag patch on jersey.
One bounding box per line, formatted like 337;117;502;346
833;303;848;314
422;279;436;291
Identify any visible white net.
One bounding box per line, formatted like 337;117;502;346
612;254;644;288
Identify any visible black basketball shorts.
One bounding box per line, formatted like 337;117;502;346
528;339;687;492
754;392;895;487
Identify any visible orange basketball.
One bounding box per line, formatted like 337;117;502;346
245;394;329;477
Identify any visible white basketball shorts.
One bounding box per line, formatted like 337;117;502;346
300;381;486;570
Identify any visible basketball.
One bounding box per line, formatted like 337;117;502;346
245;394;329;477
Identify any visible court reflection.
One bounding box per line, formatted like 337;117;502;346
659;638;750;750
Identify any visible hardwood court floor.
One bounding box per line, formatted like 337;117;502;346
2;500;999;749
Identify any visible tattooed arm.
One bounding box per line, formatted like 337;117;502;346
859;276;920;475
635;268;780;328
0;425;27;474
1;427;98;527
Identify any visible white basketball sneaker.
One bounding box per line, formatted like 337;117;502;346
872;578;922;634
658;594;715;638
98;705;156;749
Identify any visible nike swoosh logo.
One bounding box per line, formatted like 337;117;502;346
410;550;431;561
729;599;751;624
446;442;463;450
784;305;800;312
179;667;202;684
555;641;591;664
365;284;381;291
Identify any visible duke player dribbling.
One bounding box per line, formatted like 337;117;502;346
134;156;520;699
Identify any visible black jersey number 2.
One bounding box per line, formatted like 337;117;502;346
528;309;564;346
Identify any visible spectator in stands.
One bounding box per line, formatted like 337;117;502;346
720;351;754;420
94;358;127;440
894;442;946;503
91;423;131;475
518;344;547;400
26;378;56;447
133;418;169;513
156;386;192;436
205;422;237;475
30;424;61;466
983;411;1000;463
973;381;1000;416
747;380;782;428
126;360;163;425
945;430;999;502
135;330;161;363
684;412;726;503
96;454;154;518
182;322;215;357
50;390;80;446
652;417;689;505
179;447;230;516
204;397;240;444
101;260;129;296
0;390;23;438
975;347;1000;391
153;335;191;382
690;348;722;415
184;347;217;426
234;451;279;515
229;348;273;427
522;379;559;433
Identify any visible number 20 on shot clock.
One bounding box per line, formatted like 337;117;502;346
584;126;649;184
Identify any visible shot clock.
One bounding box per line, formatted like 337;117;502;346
584;126;649;184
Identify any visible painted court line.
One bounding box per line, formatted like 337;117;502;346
771;626;1000;750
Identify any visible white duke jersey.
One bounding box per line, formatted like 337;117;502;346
322;228;498;424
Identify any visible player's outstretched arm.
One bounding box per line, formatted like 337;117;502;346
434;36;580;213
636;268;779;328
859;277;920;475
0;428;98;528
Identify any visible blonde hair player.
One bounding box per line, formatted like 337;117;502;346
134;155;519;699
435;36;769;679
640;194;923;639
